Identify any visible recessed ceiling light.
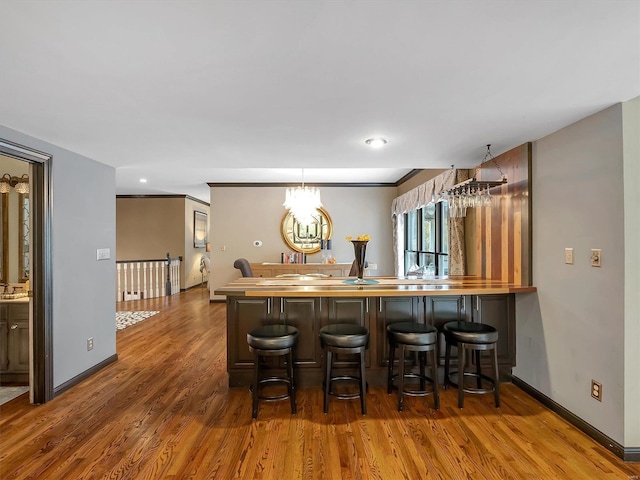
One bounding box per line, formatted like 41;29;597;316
139;178;148;183
365;137;388;148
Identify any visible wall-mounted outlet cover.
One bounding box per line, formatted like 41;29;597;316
87;337;94;351
591;380;602;401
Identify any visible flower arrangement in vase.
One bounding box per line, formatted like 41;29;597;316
345;234;371;282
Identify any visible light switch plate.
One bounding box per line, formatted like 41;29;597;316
591;249;602;267
97;248;111;260
564;248;574;265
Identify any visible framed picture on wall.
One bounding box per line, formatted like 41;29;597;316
194;211;207;248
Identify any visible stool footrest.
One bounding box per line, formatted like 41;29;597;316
446;371;496;394
328;375;363;399
390;373;438;397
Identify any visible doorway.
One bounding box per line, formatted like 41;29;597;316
0;140;52;404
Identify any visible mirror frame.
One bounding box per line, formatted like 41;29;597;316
280;207;332;254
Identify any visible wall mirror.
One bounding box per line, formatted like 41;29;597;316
281;207;332;254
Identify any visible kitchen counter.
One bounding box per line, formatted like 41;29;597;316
216;276;536;387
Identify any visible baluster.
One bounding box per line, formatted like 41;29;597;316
129;262;134;299
161;262;166;296
116;263;121;302
123;263;128;301
136;262;141;299
142;262;147;300
154;262;160;298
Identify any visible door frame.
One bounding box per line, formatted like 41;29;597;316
0;139;53;403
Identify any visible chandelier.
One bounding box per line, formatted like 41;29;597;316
0;174;29;194
440;145;507;218
283;169;322;225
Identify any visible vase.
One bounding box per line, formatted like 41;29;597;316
351;240;368;282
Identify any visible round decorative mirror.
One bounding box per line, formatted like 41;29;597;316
281;207;333;254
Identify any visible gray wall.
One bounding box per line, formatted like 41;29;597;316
622;96;640;446
0;125;116;389
209;185;397;300
513;100;639;447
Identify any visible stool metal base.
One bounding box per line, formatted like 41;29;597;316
249;345;296;419
388;346;439;411
443;331;500;409
323;346;367;415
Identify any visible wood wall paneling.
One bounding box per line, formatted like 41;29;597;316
474;143;532;285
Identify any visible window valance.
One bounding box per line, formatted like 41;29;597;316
391;169;469;216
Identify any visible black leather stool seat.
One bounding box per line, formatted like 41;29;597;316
319;323;369;414
247;324;299;419
443;321;498;344
388;322;438;346
247;324;298;350
387;322;439;411
443;320;500;408
320;324;369;348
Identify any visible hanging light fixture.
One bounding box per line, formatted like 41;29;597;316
283;169;322;225
440;145;507;218
0;174;29;194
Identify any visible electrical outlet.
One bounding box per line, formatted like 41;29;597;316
564;248;574;265
87;337;94;351
591;380;602;401
221;245;226;251
591;249;602;267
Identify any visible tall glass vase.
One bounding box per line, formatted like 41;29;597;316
351;240;368;282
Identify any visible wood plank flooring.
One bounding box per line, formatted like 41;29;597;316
1;288;638;479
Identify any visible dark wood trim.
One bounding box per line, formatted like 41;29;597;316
209;298;225;303
116;194;210;207
0;139;54;404
53;354;118;397
1;194;7;284
394;169;423;186
512;376;640;462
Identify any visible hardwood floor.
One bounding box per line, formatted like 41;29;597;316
1;287;638;479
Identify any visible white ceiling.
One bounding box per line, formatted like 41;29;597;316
1;1;638;202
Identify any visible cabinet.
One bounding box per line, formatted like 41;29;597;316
280;297;322;367
471;294;515;366
324;297;371;368
0;302;29;384
375;296;421;368
224;293;517;387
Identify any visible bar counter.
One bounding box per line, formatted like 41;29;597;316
215;275;536;297
215;276;536;387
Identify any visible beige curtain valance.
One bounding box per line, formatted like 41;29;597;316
391;169;469;216
391;168;470;276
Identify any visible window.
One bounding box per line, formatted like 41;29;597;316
403;202;448;275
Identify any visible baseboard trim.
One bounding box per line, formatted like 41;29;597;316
209;298;225;303
53;354;118;397
512;376;640;462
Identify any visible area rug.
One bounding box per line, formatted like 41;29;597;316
116;311;159;331
0;386;29;406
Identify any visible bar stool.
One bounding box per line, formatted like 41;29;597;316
443;321;500;408
387;322;439;411
319;323;369;414
247;324;299;419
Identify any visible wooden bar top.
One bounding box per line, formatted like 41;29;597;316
214;276;537;298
